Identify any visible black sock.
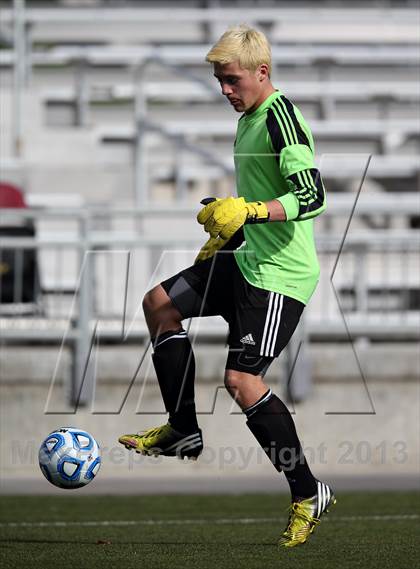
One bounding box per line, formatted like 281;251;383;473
245;390;317;499
151;329;199;434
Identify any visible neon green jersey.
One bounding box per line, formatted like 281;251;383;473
233;90;327;305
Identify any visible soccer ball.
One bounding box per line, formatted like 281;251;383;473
38;427;101;489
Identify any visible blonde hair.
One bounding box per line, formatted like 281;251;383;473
206;24;272;75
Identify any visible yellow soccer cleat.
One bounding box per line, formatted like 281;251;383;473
279;481;336;548
118;423;203;461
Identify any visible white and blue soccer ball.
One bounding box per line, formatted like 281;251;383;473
38;427;101;489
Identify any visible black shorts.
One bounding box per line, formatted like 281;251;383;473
161;251;305;367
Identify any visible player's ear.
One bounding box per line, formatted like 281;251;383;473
258;64;269;81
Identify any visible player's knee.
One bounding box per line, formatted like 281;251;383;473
142;289;155;318
142;286;168;317
143;285;182;333
224;370;244;398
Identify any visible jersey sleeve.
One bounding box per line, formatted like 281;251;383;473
266;96;327;221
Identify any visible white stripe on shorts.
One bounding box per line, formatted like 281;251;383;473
260;293;284;357
269;294;284;357
260;292;275;356
264;293;279;355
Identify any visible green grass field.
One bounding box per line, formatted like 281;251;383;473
0;492;419;569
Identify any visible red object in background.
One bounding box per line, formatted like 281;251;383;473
0;182;40;306
0;182;26;209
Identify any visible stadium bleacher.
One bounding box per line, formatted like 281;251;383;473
0;1;419;403
1;5;419;44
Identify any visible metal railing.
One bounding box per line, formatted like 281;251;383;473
1;6;419;44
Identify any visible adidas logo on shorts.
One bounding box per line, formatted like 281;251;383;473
240;333;256;346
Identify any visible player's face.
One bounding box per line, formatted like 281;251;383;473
213;61;266;114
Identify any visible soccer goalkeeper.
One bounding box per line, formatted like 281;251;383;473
119;25;335;548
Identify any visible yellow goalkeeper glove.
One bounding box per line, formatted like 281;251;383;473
197;196;269;240
194;235;229;264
